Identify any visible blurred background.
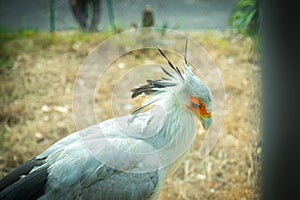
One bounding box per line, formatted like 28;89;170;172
0;0;237;32
0;0;261;199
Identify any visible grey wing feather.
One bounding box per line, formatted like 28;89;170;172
1;114;166;200
80;168;162;200
39;143;163;200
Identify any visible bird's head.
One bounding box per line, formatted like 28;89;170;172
131;45;214;130
183;66;213;130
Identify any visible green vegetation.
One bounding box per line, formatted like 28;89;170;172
228;0;260;37
228;0;260;54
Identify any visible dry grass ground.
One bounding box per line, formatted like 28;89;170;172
0;30;261;199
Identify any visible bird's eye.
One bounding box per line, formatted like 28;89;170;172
191;102;201;109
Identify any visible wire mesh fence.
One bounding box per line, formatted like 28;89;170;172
0;0;237;32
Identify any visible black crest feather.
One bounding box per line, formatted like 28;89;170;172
131;47;183;99
157;47;184;80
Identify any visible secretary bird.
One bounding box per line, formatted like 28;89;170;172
0;45;214;200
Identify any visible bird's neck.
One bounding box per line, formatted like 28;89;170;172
146;92;197;175
161;92;196;140
146;89;197;148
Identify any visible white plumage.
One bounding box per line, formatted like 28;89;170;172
0;46;213;200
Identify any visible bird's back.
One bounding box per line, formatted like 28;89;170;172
0;113;167;200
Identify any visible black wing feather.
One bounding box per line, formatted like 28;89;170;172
0;166;48;200
0;158;45;192
0;157;48;200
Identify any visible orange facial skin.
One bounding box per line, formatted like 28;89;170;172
188;96;212;118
